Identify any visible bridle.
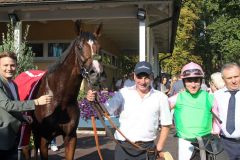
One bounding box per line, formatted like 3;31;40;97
72;36;100;86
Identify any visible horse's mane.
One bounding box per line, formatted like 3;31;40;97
47;31;96;74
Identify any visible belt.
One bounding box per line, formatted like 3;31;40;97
220;135;240;143
119;140;154;145
134;140;154;145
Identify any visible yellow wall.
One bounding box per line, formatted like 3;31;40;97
1;20;121;90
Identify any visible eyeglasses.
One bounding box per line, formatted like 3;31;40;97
182;69;203;77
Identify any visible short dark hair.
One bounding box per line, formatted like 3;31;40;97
221;63;240;75
0;51;17;62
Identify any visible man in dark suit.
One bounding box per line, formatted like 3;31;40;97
0;51;52;159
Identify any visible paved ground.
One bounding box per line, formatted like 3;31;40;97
32;129;178;160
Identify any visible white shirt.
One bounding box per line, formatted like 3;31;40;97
214;87;240;138
105;85;172;142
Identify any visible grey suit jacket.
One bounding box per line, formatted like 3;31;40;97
0;75;35;150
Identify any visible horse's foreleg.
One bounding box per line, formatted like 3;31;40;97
64;136;77;160
22;146;31;160
39;137;49;160
33;134;40;160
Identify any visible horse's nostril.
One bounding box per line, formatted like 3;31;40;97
89;70;95;74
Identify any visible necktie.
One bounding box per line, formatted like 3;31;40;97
226;90;238;134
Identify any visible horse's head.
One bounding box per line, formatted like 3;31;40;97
74;21;103;86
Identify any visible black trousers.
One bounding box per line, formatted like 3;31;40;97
0;146;18;160
221;137;240;160
115;141;156;160
0;133;20;160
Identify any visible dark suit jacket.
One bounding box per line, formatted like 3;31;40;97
0;75;35;150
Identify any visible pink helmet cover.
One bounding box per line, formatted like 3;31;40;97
181;62;204;79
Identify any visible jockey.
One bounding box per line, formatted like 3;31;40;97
168;62;218;160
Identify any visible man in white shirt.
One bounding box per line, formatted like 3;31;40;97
87;61;172;160
213;63;240;160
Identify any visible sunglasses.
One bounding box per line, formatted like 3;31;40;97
184;77;201;83
182;69;203;77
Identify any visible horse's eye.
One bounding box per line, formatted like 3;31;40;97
92;54;101;61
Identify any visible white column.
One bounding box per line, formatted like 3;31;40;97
153;52;159;77
153;43;159;77
14;22;22;57
146;27;150;62
139;20;145;61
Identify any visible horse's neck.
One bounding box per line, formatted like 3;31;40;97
50;53;83;98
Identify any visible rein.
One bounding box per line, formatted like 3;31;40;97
93;97;148;150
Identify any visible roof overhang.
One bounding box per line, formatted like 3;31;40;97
0;0;181;55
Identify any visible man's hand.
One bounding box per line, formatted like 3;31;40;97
157;151;174;160
22;115;33;124
34;95;53;106
86;90;97;101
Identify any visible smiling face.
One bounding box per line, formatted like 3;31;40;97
0;56;17;80
134;73;152;94
183;77;202;94
222;65;240;91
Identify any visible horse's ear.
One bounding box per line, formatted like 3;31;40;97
94;23;103;38
75;20;82;36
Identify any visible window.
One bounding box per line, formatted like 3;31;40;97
28;43;43;57
48;43;70;57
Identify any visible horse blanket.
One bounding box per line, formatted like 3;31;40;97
14;70;46;147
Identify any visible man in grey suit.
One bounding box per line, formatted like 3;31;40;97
0;51;52;159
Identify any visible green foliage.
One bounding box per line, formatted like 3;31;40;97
208;17;240;63
162;0;240;80
118;55;138;75
0;21;37;76
161;1;202;76
194;0;240;77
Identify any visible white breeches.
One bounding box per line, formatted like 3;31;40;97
178;138;195;160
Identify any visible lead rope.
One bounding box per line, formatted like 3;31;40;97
92;100;174;160
91;116;104;160
94;94;148;151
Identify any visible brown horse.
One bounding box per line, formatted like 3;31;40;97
31;21;102;160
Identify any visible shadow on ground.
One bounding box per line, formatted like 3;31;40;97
31;129;178;160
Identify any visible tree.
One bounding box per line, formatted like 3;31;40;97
195;0;240;76
206;0;240;65
0;21;37;75
161;1;202;76
118;55;138;75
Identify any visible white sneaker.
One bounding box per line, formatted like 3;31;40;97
50;145;58;151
